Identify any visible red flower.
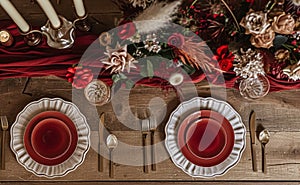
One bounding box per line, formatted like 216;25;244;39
246;0;255;5
213;45;234;71
66;66;93;89
168;33;185;48
117;22;136;40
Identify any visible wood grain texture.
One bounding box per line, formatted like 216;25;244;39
0;76;300;183
1;0;299;183
4;182;300;185
1;183;300;185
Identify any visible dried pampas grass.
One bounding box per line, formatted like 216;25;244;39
134;0;182;33
176;37;222;73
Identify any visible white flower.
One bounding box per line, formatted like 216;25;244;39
143;33;161;53
102;43;138;73
128;33;141;43
233;48;265;79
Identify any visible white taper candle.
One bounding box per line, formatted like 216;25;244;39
36;0;61;29
0;0;30;33
73;0;86;17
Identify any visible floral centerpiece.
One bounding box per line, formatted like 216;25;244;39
67;0;300;99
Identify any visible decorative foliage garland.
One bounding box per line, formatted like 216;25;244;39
67;0;300;97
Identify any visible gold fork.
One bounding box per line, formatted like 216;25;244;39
1;116;8;170
141;115;149;173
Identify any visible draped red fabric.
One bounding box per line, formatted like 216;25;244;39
0;20;299;92
0;20;97;79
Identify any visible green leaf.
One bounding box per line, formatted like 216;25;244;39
125;79;135;89
119;73;128;80
147;60;154;78
140;60;154;78
112;74;121;83
140;71;148;78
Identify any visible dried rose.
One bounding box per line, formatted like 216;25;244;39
212;45;234;71
291;0;300;6
274;49;290;62
99;32;112;46
117;22;136;40
66;66;93;89
102;43;138;73
250;28;275;48
167;33;185;48
272;13;295;35
240;10;270;35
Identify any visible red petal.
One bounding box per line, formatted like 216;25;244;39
216;45;229;55
67;67;75;74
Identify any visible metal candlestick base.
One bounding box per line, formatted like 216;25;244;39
23;31;42;47
41;15;75;49
74;14;91;32
21;15;91;49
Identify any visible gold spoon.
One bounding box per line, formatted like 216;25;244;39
106;134;118;178
258;129;270;173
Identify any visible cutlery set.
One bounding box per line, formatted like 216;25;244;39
249;110;270;173
98;112;118;178
98;111;157;178
140;110;157;173
4;104;272;177
0;116;8;170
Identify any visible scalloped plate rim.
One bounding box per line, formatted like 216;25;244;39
10;97;90;178
164;97;246;178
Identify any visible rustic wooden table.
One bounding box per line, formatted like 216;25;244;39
0;76;299;185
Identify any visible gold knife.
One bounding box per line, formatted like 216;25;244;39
98;112;105;172
249;110;257;172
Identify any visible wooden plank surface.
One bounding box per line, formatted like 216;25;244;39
1;0;299;183
0;76;300;183
1;182;300;185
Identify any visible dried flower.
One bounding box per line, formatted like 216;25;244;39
129;0;155;9
117;22;136;40
274;49;290;62
272;13;295;34
293;31;300;40
66;66;93;89
102;43;138;73
285;0;300;16
174;37;220;72
234;48;265;79
270;61;288;80
128;33;141;43
167;33;185;48
283;61;300;81
134;1;181;33
177;15;194;27
292;0;300;6
99;32;112;47
240;10;270;35
143;33;161;53
212;45;234;71
250;28;275;48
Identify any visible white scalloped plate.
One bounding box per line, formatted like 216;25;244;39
165;97;246;178
10;98;90;178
